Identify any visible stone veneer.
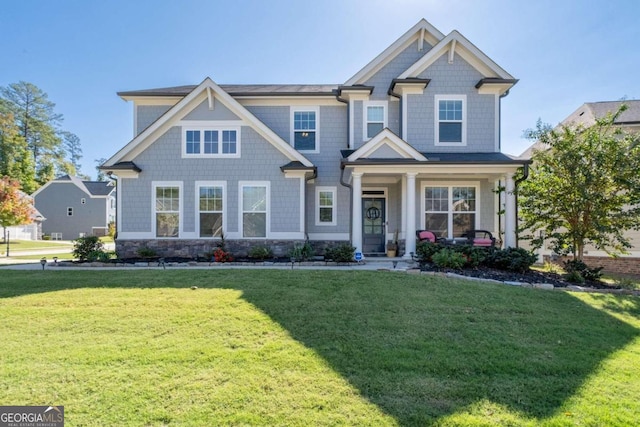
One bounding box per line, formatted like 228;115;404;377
116;239;352;259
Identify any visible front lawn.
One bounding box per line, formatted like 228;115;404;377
0;270;638;426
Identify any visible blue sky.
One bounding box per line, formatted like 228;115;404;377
2;0;638;179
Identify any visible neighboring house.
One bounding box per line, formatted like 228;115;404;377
33;175;116;240
4;191;45;241
520;100;640;274
101;19;529;258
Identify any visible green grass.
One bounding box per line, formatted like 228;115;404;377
0;270;639;426
0;239;73;252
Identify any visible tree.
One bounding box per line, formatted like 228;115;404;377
95;157;107;181
0;176;34;241
0;112;36;193
0;81;80;184
519;105;640;259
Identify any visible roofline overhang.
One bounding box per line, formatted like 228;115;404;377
98;162;142;173
341;158;532;168
337;85;375;96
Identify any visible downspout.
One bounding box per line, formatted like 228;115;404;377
513;162;530;248
304;169;318;240
336;90;353;243
339;163;353;245
106;172;118;240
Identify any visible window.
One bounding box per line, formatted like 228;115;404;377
197;182;224;238
435;95;466;145
423;184;478;239
67;207;73;216
154;184;180;238
241;183;268;238
183;128;239;157
364;102;387;140
291;108;318;152
316;187;336;226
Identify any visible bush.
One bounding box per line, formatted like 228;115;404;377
325;243;355;263
454;245;489;268
564;259;603;282
564;270;585;284
137;247;157;258
289;241;314;261
431;248;467;269
486;247;537;273
248;245;273;260
415;242;441;264
73;236;105;261
212;248;234;263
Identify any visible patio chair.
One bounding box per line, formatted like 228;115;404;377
415;230;442;244
462;230;496;247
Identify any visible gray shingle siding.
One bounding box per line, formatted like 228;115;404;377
136;105;172;135
183;100;240;121
408;53;495;152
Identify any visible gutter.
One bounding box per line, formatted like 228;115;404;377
106;172;118;240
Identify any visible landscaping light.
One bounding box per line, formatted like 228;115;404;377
53;256;58;264
40;257;47;270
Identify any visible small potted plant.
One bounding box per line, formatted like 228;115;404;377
387;230;399;257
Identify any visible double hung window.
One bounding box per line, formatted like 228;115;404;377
241;183;268;238
423;184;477;239
316;187;336;226
435;95;466;145
363;101;387;140
155;184;181;238
197;183;224;238
291;108;318;152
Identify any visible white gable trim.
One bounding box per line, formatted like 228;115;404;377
399;31;514;80
31;176;92;198
105;78;313;168
345;19;445;86
347;129;427;162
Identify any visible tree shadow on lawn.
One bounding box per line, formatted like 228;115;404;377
1;269;638;425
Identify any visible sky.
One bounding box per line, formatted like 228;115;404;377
2;0;638;179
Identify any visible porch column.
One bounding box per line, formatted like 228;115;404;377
404;172;417;258
504;172;517;248
352;172;363;255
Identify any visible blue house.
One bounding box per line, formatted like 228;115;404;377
101;19;528;258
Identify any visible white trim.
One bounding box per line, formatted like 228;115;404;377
116;231;155;239
362;101;388;141
399;30;514;80
195;181;226;239
315;186;337;226
349;100;355;149
152;181;183;239
239;181;270;239
420;181;480;240
178;120;243;127
494;94;500;151
105;78;313;168
238;97;342;107
307;232;350;241
434;95;467;146
181;127;241;158
290;106;320;153
270;232;305;240
361;187;389;251
345;19;445;85
347;128;427;162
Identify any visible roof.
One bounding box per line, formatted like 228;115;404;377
118;84;339;98
31;175;115;198
562;100;640;127
83;181;115;196
341;150;528;165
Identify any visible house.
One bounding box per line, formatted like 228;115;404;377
3;191;45;241
32;175;116;240
101;19;529;259
520;100;640;274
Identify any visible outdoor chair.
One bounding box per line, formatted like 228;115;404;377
415;230;442;244
462;229;496;247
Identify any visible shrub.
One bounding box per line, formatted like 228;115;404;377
73;236;105;261
487;247;537;273
415;242;441;264
107;221;116;239
564;270;585;284
431;248;467;269
88;250;115;262
289;241;314;261
213;248;234;263
454;245;489;268
248;245;273;260
137;247;157;258
564;259;603;282
325;243;355;263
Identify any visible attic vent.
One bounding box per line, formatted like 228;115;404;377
363;190;385;195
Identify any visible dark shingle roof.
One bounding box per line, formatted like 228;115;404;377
118;84;339;98
83;181;115;196
341;150;526;164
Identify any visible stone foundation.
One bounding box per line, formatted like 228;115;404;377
544;255;640;276
115;239;351;259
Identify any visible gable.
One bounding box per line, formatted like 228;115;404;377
345;19;444;86
104;78;313;169
347;129;427;161
182;99;241;121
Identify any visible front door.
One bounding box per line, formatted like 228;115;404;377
362;197;385;254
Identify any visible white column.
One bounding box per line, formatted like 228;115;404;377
352;172;363;254
504;172;517;248
404;172;417;258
